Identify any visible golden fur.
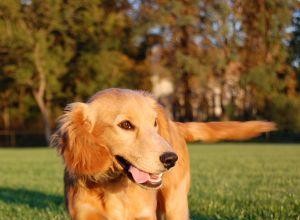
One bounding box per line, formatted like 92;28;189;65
51;88;276;220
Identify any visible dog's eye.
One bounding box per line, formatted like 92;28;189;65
154;119;157;127
118;120;135;130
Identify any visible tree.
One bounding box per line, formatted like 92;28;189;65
134;0;242;120
238;0;300;130
0;0;140;142
0;0;69;142
290;8;300;83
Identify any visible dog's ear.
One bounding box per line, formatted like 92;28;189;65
51;102;112;175
155;104;171;142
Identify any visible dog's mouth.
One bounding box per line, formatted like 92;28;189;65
115;156;163;188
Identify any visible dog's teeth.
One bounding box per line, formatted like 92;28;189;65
149;174;162;183
150;177;162;183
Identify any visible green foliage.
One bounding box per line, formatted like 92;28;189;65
267;95;300;132
0;0;299;136
74;50;135;97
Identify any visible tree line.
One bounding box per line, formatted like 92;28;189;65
0;0;299;142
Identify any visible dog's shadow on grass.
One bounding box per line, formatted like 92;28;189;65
190;214;217;220
0;187;217;219
0;187;64;209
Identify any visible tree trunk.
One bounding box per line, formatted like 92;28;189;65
1;92;10;130
33;43;51;144
180;26;193;121
182;72;193;121
33;92;51;144
3;106;10;130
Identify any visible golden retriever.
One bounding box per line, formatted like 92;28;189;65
51;88;276;220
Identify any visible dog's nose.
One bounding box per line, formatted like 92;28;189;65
160;152;178;169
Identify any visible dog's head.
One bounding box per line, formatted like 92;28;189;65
51;88;178;188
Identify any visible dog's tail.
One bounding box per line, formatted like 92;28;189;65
176;121;276;143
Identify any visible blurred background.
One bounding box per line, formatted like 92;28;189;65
1;2;300;220
1;0;300;146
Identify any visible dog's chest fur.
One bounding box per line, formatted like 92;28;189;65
68;176;158;219
101;182;158;219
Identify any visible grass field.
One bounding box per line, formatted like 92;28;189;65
0;144;299;220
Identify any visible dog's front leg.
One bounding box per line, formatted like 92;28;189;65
66;187;107;220
157;179;190;220
72;205;107;220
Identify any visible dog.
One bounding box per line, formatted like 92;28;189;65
51;88;276;220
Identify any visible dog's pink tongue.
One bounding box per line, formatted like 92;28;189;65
129;166;150;184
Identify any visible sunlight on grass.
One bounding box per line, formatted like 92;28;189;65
0;144;300;219
0;148;67;220
189;143;300;220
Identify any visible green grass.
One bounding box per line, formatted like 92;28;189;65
0;144;299;220
189;143;300;220
0;148;67;220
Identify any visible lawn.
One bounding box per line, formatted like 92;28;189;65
0;144;299;220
